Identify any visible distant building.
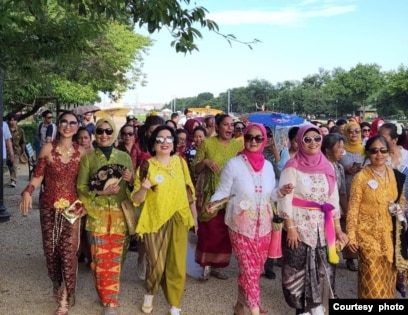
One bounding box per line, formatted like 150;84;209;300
356;104;377;119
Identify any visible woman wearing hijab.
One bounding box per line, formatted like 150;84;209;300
207;123;293;315
184;118;201;147
278;124;348;315
77;118;134;315
339;121;365;271
369;117;385;139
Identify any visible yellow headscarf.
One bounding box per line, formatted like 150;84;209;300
95;117;118;147
344;121;364;154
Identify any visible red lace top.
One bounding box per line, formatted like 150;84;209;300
33;141;81;209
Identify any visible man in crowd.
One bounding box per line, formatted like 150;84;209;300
7;115;26;188
36;110;57;156
178;108;193;126
2;121;15;187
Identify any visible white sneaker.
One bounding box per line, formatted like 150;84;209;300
137;258;147;280
141;294;154;314
168;306;181;315
311;305;325;315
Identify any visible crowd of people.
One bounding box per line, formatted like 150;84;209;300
12;109;408;315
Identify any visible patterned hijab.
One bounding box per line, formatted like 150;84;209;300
284;124;336;196
344;121;364;154
239;123;267;172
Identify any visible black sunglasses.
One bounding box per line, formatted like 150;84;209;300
303;135;322;144
121;132;134;137
244;134;264;143
368;147;388;155
96;128;114;135
59;119;78;128
155;136;174;144
46;116;53;119
235;127;245;131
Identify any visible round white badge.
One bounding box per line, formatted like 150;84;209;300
155;174;164;183
368;179;378;189
302;177;312;185
239;200;251;210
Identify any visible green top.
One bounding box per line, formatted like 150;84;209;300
77;148;133;234
193;136;243;221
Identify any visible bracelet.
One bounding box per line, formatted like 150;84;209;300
22;184;35;196
286;225;296;229
278;190;286;198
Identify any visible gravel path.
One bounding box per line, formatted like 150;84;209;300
0;165;358;315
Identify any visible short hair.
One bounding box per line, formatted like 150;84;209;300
8;114;19;121
233;121;246;129
193;125;207;137
321;133;345;155
171;112;179;119
147;125;178;156
184;108;192;115
165;120;178;130
288;126;299;141
42;110;52;118
76;126;92;138
365;135;389;155
335;119;348;126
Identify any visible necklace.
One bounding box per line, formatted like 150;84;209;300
370;166;387;177
56;145;73;157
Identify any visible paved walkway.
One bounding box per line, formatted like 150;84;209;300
0;163;358;315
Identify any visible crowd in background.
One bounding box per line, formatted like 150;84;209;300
10;108;408;315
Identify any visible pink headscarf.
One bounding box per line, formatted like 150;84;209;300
239;123;267;172
284;124;336;196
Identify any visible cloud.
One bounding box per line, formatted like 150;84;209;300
208;1;357;27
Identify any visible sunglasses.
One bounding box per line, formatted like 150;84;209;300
267;133;273;139
303;135;322;144
362;128;370;132
347;129;361;134
46;116;53;119
368;147;388;155
235;127;245;131
121;132;134;137
96;128;114;135
244;134;264;143
59;119;78;128
155;136;174;144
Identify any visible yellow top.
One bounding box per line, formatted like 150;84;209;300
347;166;404;263
132;155;195;235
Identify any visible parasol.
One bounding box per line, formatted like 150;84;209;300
72;104;100;116
188;106;224;116
95;107;132;118
247;112;305;128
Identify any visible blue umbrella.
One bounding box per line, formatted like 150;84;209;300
247;112;305;128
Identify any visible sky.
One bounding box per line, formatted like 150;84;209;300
121;0;408;108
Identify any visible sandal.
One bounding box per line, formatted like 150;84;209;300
260;306;268;313
346;259;358;272
210;268;229;280
199;266;211;281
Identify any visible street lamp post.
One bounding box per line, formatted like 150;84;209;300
336;99;338;121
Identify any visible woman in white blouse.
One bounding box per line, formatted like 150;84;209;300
207;123;293;315
278;124;348;315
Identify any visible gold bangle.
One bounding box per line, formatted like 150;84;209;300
287;225;296;229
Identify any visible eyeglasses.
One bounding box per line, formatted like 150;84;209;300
46;116;53;119
368;147;388;155
121;132;134;137
96;128;114;135
244;134;264;143
155;136;174;144
267;133;273;138
347;129;361;134
59;119;78;128
303;135;322;144
362;128;370;132
235;127;245;131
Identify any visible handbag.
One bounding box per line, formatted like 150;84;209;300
121;199;139;236
61;199;83;224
